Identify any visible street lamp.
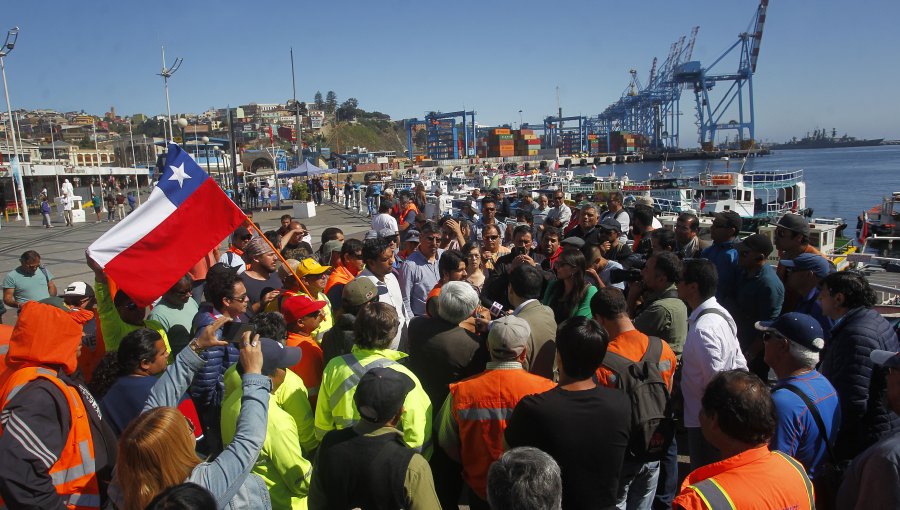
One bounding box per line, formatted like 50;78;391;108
200;136;209;173
176;118;188;147
0;26;28;225
157;46;182;142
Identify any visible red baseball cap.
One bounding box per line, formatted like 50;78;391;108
281;294;326;323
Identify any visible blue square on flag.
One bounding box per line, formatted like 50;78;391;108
157;143;209;207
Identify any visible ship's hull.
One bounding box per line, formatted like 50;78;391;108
770;139;884;150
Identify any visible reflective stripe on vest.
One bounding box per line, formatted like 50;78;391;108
50;440;96;486
689;478;736;510
457;407;514;421
0;367;100;509
689;451;815;510
772;450;815;510
329;354;396;411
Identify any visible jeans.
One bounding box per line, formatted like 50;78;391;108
652;437;679;510
616;459;660;510
367;196;376;216
687;427;720;471
42;212;53;227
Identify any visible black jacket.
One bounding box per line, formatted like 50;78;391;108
819;306;900;461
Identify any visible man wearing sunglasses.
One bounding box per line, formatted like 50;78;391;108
3;250;57;313
471;196;505;245
400;222;444;318
148;275;200;354
219;226;253;274
757;313;840;486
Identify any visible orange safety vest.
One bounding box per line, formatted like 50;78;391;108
0;366;100;509
399;202;419;227
0;325;11;369
450;367;556;498
324;263;355;294
675;446;814;510
424;282;444;317
285;331;324;406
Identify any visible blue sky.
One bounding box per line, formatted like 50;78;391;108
2;0;898;144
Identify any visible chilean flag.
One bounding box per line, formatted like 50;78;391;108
88;143;245;307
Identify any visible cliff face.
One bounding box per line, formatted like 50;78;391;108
319;120;407;154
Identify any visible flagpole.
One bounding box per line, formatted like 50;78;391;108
246;220;308;295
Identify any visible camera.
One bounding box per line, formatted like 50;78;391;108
609;268;644;284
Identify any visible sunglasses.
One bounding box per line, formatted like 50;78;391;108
227;294;249;302
483;235;500;241
483;208;496;212
424;236;441;242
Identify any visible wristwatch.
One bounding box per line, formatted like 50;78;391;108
189;340;205;355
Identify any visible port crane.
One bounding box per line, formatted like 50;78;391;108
597;26;699;150
674;0;769;150
405;110;476;160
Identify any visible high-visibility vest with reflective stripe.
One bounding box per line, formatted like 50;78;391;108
0;367;101;509
684;450;814;510
449;368;556;498
315;350;433;458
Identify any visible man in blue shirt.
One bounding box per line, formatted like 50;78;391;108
759;312;841;479
399;222;443;318
701;211;742;310
735;233;784;380
780;253;835;341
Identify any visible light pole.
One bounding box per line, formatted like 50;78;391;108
518;110;523;129
1;26;28;225
176;118;188;148
200;136;209;173
157;46;182;143
128;119;141;205
49;117;60;196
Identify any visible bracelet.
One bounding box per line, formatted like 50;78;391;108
189;340;205;355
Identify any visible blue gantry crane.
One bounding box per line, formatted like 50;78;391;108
405;110;476;160
674;0;768;150
597;26;699;150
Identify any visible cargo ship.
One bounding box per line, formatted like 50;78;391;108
769;128;883;150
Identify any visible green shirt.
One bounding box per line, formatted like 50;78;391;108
3;267;53;304
147;298;200;354
633;284;689;356
95;280;171;354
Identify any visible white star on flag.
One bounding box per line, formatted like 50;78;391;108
168;162;191;187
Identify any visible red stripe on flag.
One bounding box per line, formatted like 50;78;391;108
105;179;245;307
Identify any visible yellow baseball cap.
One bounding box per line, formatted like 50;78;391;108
296;257;331;276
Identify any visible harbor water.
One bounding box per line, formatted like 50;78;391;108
582;145;900;223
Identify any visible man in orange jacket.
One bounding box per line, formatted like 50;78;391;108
674;369;815;510
0;300;117;509
437;315;556;509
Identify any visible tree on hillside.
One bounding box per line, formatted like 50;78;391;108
314;91;324;111
336;98;359;122
325;91;337;114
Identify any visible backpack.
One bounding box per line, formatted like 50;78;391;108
601;336;674;461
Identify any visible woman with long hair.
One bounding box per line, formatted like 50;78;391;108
462;241;486;292
541;247;598;324
93;328;169;436
112;318;269;510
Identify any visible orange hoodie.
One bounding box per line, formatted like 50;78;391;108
0;301;85;387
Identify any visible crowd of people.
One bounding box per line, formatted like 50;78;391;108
1;186;899;510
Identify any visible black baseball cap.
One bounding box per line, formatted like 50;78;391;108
871;350;900;369
735;233;774;257
598;217;622;233
777;213;810;237
354;367;415;423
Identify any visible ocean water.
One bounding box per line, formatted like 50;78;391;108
579;145;900;222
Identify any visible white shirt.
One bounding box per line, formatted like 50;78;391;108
356;269;408;350
547;204;571;227
681;297;747;428
371;213;399;234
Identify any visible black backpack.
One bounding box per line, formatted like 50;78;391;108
601;336;675;461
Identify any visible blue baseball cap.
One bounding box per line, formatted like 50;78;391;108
756;312;825;352
779;253;834;278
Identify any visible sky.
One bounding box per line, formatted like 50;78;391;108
2;0;898;145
